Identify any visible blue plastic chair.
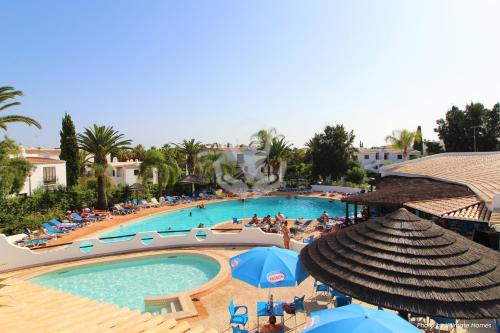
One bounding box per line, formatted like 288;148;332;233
335;296;352;307
233;217;241;224
303;235;314;244
313;280;329;296
229;300;248;326
231;326;249;333
289;295;306;325
293;295;305;313
330;288;346;301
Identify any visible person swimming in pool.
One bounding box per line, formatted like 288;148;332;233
189;211;192;217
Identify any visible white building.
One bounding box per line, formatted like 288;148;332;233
18;147;67;195
217;146;286;181
107;156;157;186
357;146;419;173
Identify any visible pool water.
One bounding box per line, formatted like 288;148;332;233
101;197;354;240
31;254;220;312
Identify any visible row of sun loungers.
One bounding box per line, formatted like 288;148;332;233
15;211;108;248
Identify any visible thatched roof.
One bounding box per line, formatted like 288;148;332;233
178;174;205;184
300;208;500;319
128;183;145;191
381;152;500;205
343;176;473;206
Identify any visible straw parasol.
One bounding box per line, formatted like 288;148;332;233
300;208;500;319
178;174;205;193
128;183;145;192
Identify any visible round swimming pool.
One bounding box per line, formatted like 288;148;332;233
101;196;353;241
30;254;220;312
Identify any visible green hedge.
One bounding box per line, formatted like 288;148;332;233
0;186;97;235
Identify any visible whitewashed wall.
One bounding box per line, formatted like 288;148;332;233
311;185;362;194
0;228;306;273
19;162;67;195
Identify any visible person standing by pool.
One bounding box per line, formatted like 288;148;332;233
281;220;290;249
276;212;285;223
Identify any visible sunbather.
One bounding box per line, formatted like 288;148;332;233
320;211;329;222
250;214;259;225
65;211;77;222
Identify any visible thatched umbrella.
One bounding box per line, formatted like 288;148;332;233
128;183;145;199
128;183;145;192
178;174;204;194
300;208;500;319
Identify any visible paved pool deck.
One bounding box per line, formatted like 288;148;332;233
1;246;495;333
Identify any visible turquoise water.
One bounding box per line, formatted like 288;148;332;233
101;197;354;240
31;254;220;312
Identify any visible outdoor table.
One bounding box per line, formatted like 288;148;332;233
256;301;284;328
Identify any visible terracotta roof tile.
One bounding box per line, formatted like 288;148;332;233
382;153;500;204
25;148;61;154
405;196;480;217
26;157;65;164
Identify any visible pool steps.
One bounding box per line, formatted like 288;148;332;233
0;277;217;333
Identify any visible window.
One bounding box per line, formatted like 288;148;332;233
397;154;403;160
409;154;416;160
375;152;379;160
112;170;116;177
364;155;369;160
384;153;389;160
134;169;139;175
43;167;56;184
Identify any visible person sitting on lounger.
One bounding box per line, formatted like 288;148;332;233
250;214;259;225
320;211;329;222
260;316;283;333
65;211;77;222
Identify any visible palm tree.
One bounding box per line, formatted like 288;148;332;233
78;150;92;176
250;128;283;150
139;148;181;196
251;128;285;181
0;86;41;130
173;139;204;175
269;137;292;181
385;129;416;160
78;125;132;209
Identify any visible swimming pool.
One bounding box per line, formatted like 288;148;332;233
101;197;354;240
31;254;220;312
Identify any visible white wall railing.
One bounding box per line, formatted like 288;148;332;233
0;228;306;273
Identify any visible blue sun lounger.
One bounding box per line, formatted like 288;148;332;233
71;212;98;222
43;223;68;234
50;219;79;230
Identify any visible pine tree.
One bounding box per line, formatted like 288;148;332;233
59;113;80;187
413;125;423;153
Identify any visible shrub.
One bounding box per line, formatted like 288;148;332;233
345;166;366;184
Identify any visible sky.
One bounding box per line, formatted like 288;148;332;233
2;0;500;149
